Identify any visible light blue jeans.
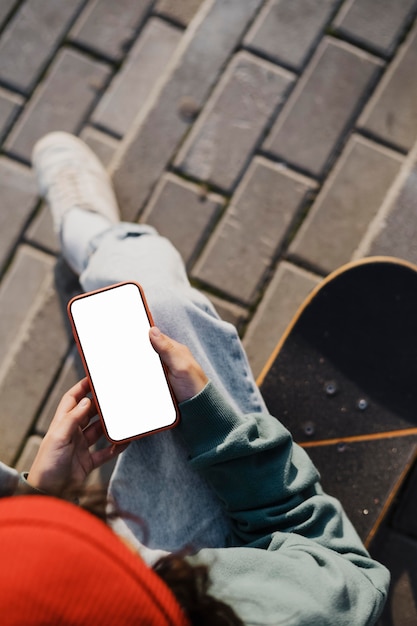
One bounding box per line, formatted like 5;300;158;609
63;212;267;556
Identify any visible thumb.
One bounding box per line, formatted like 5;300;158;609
149;326;178;365
149;326;208;402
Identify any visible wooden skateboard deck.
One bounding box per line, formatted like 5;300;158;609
257;257;417;547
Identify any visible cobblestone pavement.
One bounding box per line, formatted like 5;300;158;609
1;1;417;622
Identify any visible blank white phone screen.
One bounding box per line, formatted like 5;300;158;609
69;283;177;442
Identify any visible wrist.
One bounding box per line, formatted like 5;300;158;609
26;466;63;497
17;472;48;496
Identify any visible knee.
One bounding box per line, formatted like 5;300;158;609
146;287;190;332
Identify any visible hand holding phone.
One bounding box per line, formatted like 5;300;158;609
68;282;179;443
148;327;208;403
27;377;126;495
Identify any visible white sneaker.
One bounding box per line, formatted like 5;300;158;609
32;132;120;234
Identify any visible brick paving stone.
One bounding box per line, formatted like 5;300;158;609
71;0;153;61
358;21;417;153
243;261;321;380
141;172;224;267
244;0;339;71
6;48;111;162
110;0;263;221
0;0;85;94
36;346;81;435
289;134;403;274
0;0;18;28
92;18;182;138
358;141;417;264
333;0;417;57
0;157;38;272
175;51;295;193
24;202;59;255
80;126;119;165
203;292;248;331
14;435;42;473
154;0;205;27
0;87;22;142
0;245;53;368
263;37;383;178
192;156;317;304
0;272;69;465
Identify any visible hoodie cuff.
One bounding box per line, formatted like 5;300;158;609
178;381;242;457
17;473;48;496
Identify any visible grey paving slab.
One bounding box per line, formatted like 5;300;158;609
141;172;224;268
14;435;42;473
0;245;53;367
244;0;339;71
0;157;38;272
0;0;18;28
155;0;205;26
70;0;152;60
0;269;69;466
244;261;321;380
92;18;182;138
358;20;417;153
192;156;317;304
110;0;264;221
289;134;404;274
175;51;295;193
333;0;417;57
24;202;59;255
357;140;417;264
80;126;119;165
263;37;383;178
203;292;248;332
0;87;22;141
36;346;81;435
0;0;85;94
5;48;111;162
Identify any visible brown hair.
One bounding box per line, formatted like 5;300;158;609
154;553;244;626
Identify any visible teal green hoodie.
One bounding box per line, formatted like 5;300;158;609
178;382;389;625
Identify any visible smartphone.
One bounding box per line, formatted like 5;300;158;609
67;281;179;443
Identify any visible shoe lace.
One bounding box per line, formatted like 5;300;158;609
48;168;95;214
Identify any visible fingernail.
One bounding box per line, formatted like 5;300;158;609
79;397;89;408
150;326;161;338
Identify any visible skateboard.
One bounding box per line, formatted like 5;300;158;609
257;257;417;547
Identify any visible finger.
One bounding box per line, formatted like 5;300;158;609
70;396;96;432
149;326;191;372
91;442;129;469
52;396;93;441
85;396;98;420
54;378;91;420
83;418;105;447
149;326;208;402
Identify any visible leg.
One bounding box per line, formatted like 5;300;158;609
79;222;266;416
32;133;265;553
78;222;267;552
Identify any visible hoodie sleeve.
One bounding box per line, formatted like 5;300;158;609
178;382;356;550
178;382;389;624
0;462;19;496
